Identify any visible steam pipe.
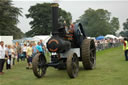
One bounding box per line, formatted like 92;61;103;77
51;3;59;35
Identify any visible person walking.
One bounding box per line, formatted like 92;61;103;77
32;43;37;57
0;41;6;75
123;38;128;61
4;45;8;69
36;42;44;53
36;42;46;64
16;43;21;62
6;45;12;69
26;44;33;69
22;44;27;61
40;40;46;52
11;45;16;66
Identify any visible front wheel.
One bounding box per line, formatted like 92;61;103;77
66;52;79;78
32;53;47;78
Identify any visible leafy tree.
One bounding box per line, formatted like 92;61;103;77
0;0;23;39
120;31;128;37
110;17;120;34
77;8;119;37
123;19;128;30
120;19;128;37
25;3;72;37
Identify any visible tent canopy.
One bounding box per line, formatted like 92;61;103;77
105;34;118;39
96;36;105;40
118;36;124;39
13;35;51;45
33;35;51;45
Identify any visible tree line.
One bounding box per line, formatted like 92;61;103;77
0;0;128;39
25;3;72;37
0;0;24;39
76;8;120;37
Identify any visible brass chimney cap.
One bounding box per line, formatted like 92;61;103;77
51;3;59;7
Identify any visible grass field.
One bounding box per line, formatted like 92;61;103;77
0;46;128;85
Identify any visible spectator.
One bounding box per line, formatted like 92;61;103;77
123;38;128;61
36;42;46;65
11;45;16;66
105;39;108;49
0;41;6;75
27;41;30;46
26;44;33;69
32;43;37;57
5;45;8;69
6;45;12;69
110;39;113;48
36;42;44;53
97;41;101;51
40;40;46;52
22;44;27;61
16;43;21;62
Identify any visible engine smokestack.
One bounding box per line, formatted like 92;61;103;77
51;3;59;35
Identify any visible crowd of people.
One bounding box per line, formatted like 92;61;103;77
0;40;46;75
95;38;122;51
0;37;124;75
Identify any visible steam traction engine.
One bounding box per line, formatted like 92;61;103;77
32;3;96;78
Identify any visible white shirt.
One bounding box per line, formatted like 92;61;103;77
8;48;12;56
0;45;6;59
22;46;27;52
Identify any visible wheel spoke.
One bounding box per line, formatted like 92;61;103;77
90;48;95;52
37;68;41;74
72;63;77;75
72;56;78;75
89;51;95;65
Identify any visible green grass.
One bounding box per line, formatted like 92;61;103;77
0;46;128;85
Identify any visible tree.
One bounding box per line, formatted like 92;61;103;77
0;0;23;39
77;8;119;37
120;19;128;37
25;3;72;37
110;17;120;34
120;31;128;37
123;19;128;30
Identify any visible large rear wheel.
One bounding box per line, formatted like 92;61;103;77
66;52;79;78
32;53;47;78
81;39;96;70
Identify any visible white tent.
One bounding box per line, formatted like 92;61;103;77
118;36;124;39
87;37;96;40
105;34;118;39
0;36;13;45
33;35;51;45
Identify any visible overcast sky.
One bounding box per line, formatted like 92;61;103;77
12;0;128;33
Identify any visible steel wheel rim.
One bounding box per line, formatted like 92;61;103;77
90;40;96;65
72;54;79;77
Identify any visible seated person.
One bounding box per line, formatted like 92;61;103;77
66;24;75;41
